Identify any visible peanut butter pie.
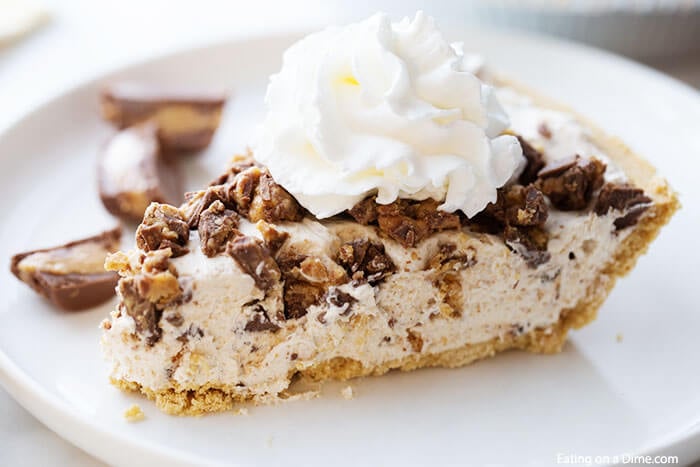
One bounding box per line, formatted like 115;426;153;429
101;12;678;415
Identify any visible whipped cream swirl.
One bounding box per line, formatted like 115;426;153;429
255;12;524;219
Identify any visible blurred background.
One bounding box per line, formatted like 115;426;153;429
1;0;699;133
1;0;698;465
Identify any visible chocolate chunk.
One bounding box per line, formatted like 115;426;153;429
132;264;182;307
108;249;184;345
257;221;290;255
245;307;280;332
480;184;548;228
349;197;460;248
377;214;430;248
275;253;306;275
326;288;357;315
375;199;432;247
508;185;549;227
18;272;118;311
468;182;551;266
209;154;260;186
337;239;395;284
98;124;183;222
10;227;122;311
224;156;259;181
406;329;424;353
427;243;477;270
414;199;462;231
427;243;475;318
277;253;348;320
537;155;579;178
164;312;184;327
517;136;546;185
118;278;162;345
176;324;204;343
136;203;189;257
613;209;649;230
141;248;172;273
198;200;240;257
467;210;505;235
227;166;262;216
174;277;194;305
504;225;551;268
226;236;281;291
348;197;378;225
243;304;280;332
594;183;651;214
248;172;305;223
594;182;652;230
100;82;227;153
536;156;606;210
205;158;305;224
182;186;228;229
283;279;325;320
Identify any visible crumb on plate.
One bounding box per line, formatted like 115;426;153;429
341;385;355;400
124;404;145;422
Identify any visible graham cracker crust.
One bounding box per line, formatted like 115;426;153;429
111;81;680;417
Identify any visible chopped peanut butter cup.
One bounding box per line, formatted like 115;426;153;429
101;82;227;153
98;124;183;221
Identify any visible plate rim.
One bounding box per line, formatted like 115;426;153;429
0;27;698;466
0;29;309;467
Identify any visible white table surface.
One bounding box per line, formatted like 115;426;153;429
1;1;699;466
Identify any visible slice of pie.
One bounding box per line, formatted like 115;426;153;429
100;12;678;415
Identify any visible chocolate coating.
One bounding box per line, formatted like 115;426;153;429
10;227;122;311
98;124;183;222
100;82;228;153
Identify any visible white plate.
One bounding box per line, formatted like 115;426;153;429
1;29;699;467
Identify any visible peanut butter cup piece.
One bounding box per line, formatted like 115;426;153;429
248;172;305;223
348;197;378;225
197;200;240;257
101;82;227;153
283;279;326;320
326;289;357;315
98;124;183;222
205;159;305;224
226;236;281;291
595;182;652;230
136;203;190;257
118;277;163;345
478;184;548;229
536;156;606;211
10;227;122;311
349;197;460;247
276;253;348;320
256;221;290;255
182;186;229;229
517;136;546;185
504;225;551;268
244;304;280;332
337;239;395;284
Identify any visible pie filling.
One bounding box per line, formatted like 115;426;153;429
101;81;657;409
